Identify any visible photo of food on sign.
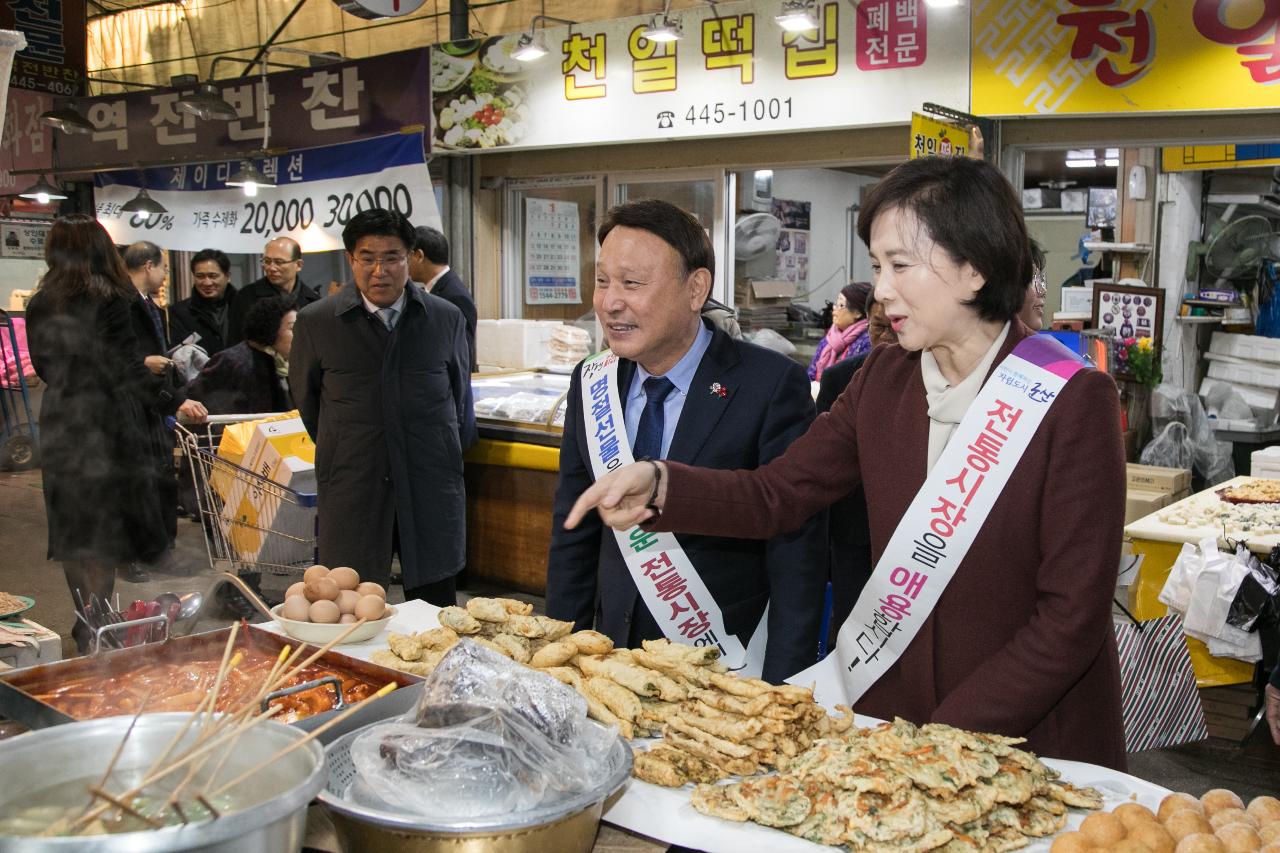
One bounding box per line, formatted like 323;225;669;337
432;36;531;150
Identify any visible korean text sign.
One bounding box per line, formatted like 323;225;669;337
972;0;1280;115
0;0;86;95
93;133;440;253
58;48;430;170
431;0;967;152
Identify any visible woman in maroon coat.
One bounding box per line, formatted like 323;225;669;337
566;156;1128;770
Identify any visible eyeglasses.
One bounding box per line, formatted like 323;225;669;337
352;254;407;271
262;256;297;267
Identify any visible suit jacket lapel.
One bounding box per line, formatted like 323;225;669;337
667;328;739;463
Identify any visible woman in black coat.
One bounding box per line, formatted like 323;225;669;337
187;295;295;415
25;216;172;649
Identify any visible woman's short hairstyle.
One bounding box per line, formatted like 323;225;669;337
841;282;872;316
598;199;715;280
243;295;293;348
857;157;1031;323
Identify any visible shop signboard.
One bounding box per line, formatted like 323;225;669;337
972;0;1280;116
430;0;969;152
0;0;86;96
0;88;52;197
524;198;580;304
0;217;49;258
92;132;440;253
907;112;971;160
1162;144;1280;173
57;48;431;171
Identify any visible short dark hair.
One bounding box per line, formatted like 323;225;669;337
242;295;293;348
857;157;1031;323
191;248;230;275
342;208;416;254
841;282;872;315
122;240;163;272
598;199;715;280
413;226;449;264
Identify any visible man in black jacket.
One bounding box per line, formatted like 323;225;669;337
545;200;826;684
169;248;237;355
409;226;477;372
229;236;321;343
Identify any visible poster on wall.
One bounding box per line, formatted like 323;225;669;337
93;133;439;253
0;218;49;258
1092;283;1164;381
524;198;580;305
772;199;810;283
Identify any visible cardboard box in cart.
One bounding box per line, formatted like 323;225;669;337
222;419;316;565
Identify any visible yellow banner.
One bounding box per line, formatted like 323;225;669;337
972;0;1280;116
1163;144;1280;172
909;113;972;159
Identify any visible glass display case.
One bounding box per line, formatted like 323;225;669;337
470;371;571;446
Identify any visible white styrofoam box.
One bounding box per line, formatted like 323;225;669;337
1207;358;1280;389
1060;287;1093;315
1062;189;1088;212
1199;376;1280;412
1209;331;1280;364
1251;446;1280;477
476;319;501;367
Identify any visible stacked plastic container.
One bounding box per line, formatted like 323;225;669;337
1200;332;1280;429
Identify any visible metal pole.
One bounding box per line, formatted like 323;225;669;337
450;0;469;41
241;0;311;77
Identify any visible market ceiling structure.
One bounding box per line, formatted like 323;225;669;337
86;0;707;92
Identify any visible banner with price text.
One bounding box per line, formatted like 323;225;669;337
93;133;439;253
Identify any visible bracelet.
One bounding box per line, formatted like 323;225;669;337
643;458;662;520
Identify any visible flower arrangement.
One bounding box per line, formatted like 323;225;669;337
1117;336;1160;387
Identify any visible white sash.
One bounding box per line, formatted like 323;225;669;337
789;335;1088;706
579;350;767;676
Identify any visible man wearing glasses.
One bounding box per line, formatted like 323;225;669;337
229;236;322;343
290;209;476;607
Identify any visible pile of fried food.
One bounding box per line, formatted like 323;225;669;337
1052;788;1280;852
690;717;1103;853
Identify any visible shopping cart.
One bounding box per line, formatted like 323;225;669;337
0;309;38;470
175;414;317;603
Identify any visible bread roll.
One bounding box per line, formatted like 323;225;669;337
1162;794;1208;822
1050;831;1097;852
1203;790;1247;816
1263;824;1280;845
1167;811;1215;843
1115;803;1160;830
1081;812;1128;847
1216;823;1262;853
1174;833;1226;853
1247;798;1280;827
1212;809;1258;831
1130;821;1177;853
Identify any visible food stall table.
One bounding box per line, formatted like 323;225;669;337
1123;475;1265;687
265;603;1172;853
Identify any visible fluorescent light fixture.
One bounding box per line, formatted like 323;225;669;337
512;32;548;61
642;14;682;42
1104;148;1119;159
775;0;818;31
925;0;961;7
176;81;237;121
1103;158;1120;167
120;187;167;214
226;160;275;197
39;105;94;134
1065;159;1097;168
19;175;67;203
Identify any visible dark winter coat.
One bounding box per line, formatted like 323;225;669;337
426;269;477;372
289;282;476;588
25;292;169;562
168;285;237;355
187;342;292;415
229;276;321;345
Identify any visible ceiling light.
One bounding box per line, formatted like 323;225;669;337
1065;159;1097;168
1103;158;1120;167
176;81;237;121
775;0;819;31
120;187;168;214
225;160;275;197
39;105;94;135
512;32;548;61
19;175;67;203
642;14;682;42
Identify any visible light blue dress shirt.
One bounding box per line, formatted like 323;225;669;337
623;322;714;460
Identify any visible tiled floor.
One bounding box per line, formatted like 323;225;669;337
2;467;1277;850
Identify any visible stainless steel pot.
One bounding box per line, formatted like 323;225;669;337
0;713;326;852
317;720;633;853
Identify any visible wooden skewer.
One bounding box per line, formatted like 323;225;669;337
200;646;293;792
86;786;163;829
263;619;368;697
209;682;396;798
144;624;240;780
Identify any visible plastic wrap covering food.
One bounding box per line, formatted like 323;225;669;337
350;639;617;819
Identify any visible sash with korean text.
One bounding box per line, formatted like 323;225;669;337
789;335;1089;706
579;350;767;676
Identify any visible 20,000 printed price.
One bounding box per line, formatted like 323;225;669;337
237;183;416;237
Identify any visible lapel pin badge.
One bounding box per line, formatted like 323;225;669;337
709;382;727;398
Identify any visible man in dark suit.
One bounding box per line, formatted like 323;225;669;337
169;248;237;355
122;241;207;579
289;210;475;606
409;225;477;372
229;236;321;344
545;199;826;683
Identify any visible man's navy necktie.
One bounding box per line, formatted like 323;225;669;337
145;297;165;348
633;376;675;461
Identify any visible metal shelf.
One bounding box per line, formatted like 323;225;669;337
1082;241;1153;253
